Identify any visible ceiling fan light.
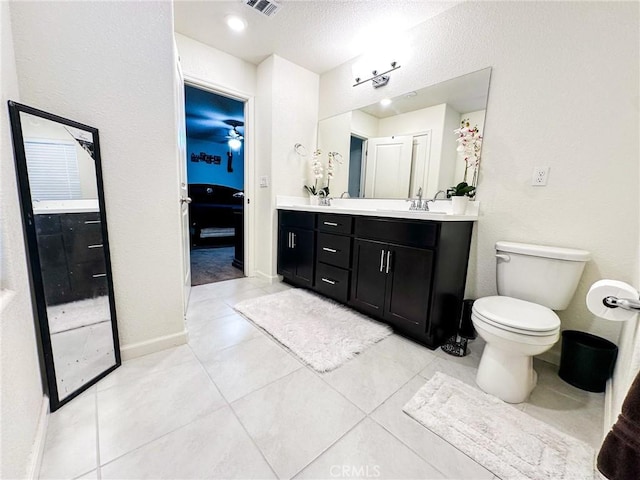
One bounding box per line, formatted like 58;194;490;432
228;138;242;150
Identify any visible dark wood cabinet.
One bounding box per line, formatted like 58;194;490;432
35;212;107;305
277;208;473;348
277;211;315;287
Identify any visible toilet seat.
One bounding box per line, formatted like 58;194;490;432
472;296;560;336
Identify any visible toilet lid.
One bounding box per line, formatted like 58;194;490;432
473;296;560;333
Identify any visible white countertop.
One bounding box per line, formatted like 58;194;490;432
33;199;99;215
276;196;479;221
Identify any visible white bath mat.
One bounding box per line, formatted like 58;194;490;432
403;372;595;480
234;289;392;372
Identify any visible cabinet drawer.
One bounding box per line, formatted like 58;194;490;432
318;214;352;234
279;210;315;229
317;233;351;269
355;217;438;249
69;262;109;299
315;263;349;303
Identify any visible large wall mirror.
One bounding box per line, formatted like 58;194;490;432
8;101;120;411
318;67;491;199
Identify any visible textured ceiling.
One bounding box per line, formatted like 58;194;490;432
174;0;460;74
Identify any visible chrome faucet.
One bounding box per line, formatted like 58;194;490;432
433;190;446;201
319;195;332;206
340;191;350;199
409;187;430;211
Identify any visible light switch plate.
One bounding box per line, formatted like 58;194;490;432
259;176;269;188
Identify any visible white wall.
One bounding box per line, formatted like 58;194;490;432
321;1;639;363
0;2;45;478
10;0;187;359
259;55;320;277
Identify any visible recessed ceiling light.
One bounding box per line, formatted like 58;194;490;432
226;15;247;32
380;98;392;107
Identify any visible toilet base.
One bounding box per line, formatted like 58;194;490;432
475;344;538;403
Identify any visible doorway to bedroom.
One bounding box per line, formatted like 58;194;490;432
184;85;246;285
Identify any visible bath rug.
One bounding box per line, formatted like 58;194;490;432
403;372;595;480
234;289;391;372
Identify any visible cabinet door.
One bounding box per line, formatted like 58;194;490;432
349;239;387;317
385;245;433;329
277;228;296;278
292;228;314;287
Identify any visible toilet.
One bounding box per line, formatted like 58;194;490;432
472;241;590;403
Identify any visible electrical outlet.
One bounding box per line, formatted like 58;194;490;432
532;166;550;186
259;176;269;188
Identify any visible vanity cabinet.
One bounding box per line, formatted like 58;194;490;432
35;211;108;305
277;211;315;287
277;208;474;348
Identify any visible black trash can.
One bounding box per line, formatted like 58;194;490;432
559;330;618;392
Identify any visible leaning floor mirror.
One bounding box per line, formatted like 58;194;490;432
8;101;120;411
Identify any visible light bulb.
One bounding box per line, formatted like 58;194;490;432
226;15;247;32
228;138;242;151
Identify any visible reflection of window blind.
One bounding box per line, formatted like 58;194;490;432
24;140;82;201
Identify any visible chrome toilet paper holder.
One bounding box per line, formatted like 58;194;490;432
603;296;640;312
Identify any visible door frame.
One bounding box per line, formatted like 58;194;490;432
182;74;256;278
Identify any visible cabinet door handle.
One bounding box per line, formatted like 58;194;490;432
321;278;336;285
323;221;338;227
386;251;392;274
288;232;292;248
292;233;296;248
322;247;337;253
87;244;103;249
379;249;385;272
92;273;107;278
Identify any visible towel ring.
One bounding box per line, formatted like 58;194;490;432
294;143;307;157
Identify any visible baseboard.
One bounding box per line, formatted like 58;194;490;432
253;270;280;284
120;330;189;361
27;396;49;480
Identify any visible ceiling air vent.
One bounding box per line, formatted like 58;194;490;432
243;0;281;17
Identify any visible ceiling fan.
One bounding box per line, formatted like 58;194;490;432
224;119;244;150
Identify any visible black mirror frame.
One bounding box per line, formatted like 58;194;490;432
7;100;121;412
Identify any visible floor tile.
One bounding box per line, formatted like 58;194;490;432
370;376;494;479
188;312;264;364
232;368;365;479
221;287;270;307
98;344;196;391
39;390;97;480
201;335;302;402
73;470;98;480
186;297;237;330
261;281;293;295
418;352;480;387
322;348;416;413
522;384;604;448
97;357;225;464
534;358;605;406
369;334;438;373
296;418;444;479
101;407;275;479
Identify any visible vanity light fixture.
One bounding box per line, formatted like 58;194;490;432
226;15;247;32
380;98;392;107
228;138;242;151
353;61;401;89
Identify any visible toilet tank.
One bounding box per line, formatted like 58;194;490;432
496;241;590;310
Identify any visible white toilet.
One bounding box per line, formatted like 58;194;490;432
472;241;590;403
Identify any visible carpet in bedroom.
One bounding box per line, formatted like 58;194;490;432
190;246;243;286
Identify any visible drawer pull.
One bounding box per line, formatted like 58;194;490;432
88;244;103;249
84;220;101;224
321;278;336;285
92;273;107;278
323;221;338;227
322;247;337;253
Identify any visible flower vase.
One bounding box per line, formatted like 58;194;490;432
309;194;320;206
451;196;469;215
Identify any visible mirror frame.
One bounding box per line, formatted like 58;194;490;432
8;101;121;411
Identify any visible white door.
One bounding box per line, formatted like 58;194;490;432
174;46;191;312
363;136;413;198
409;133;432;197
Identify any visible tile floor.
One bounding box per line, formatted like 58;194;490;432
39;277;605;480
